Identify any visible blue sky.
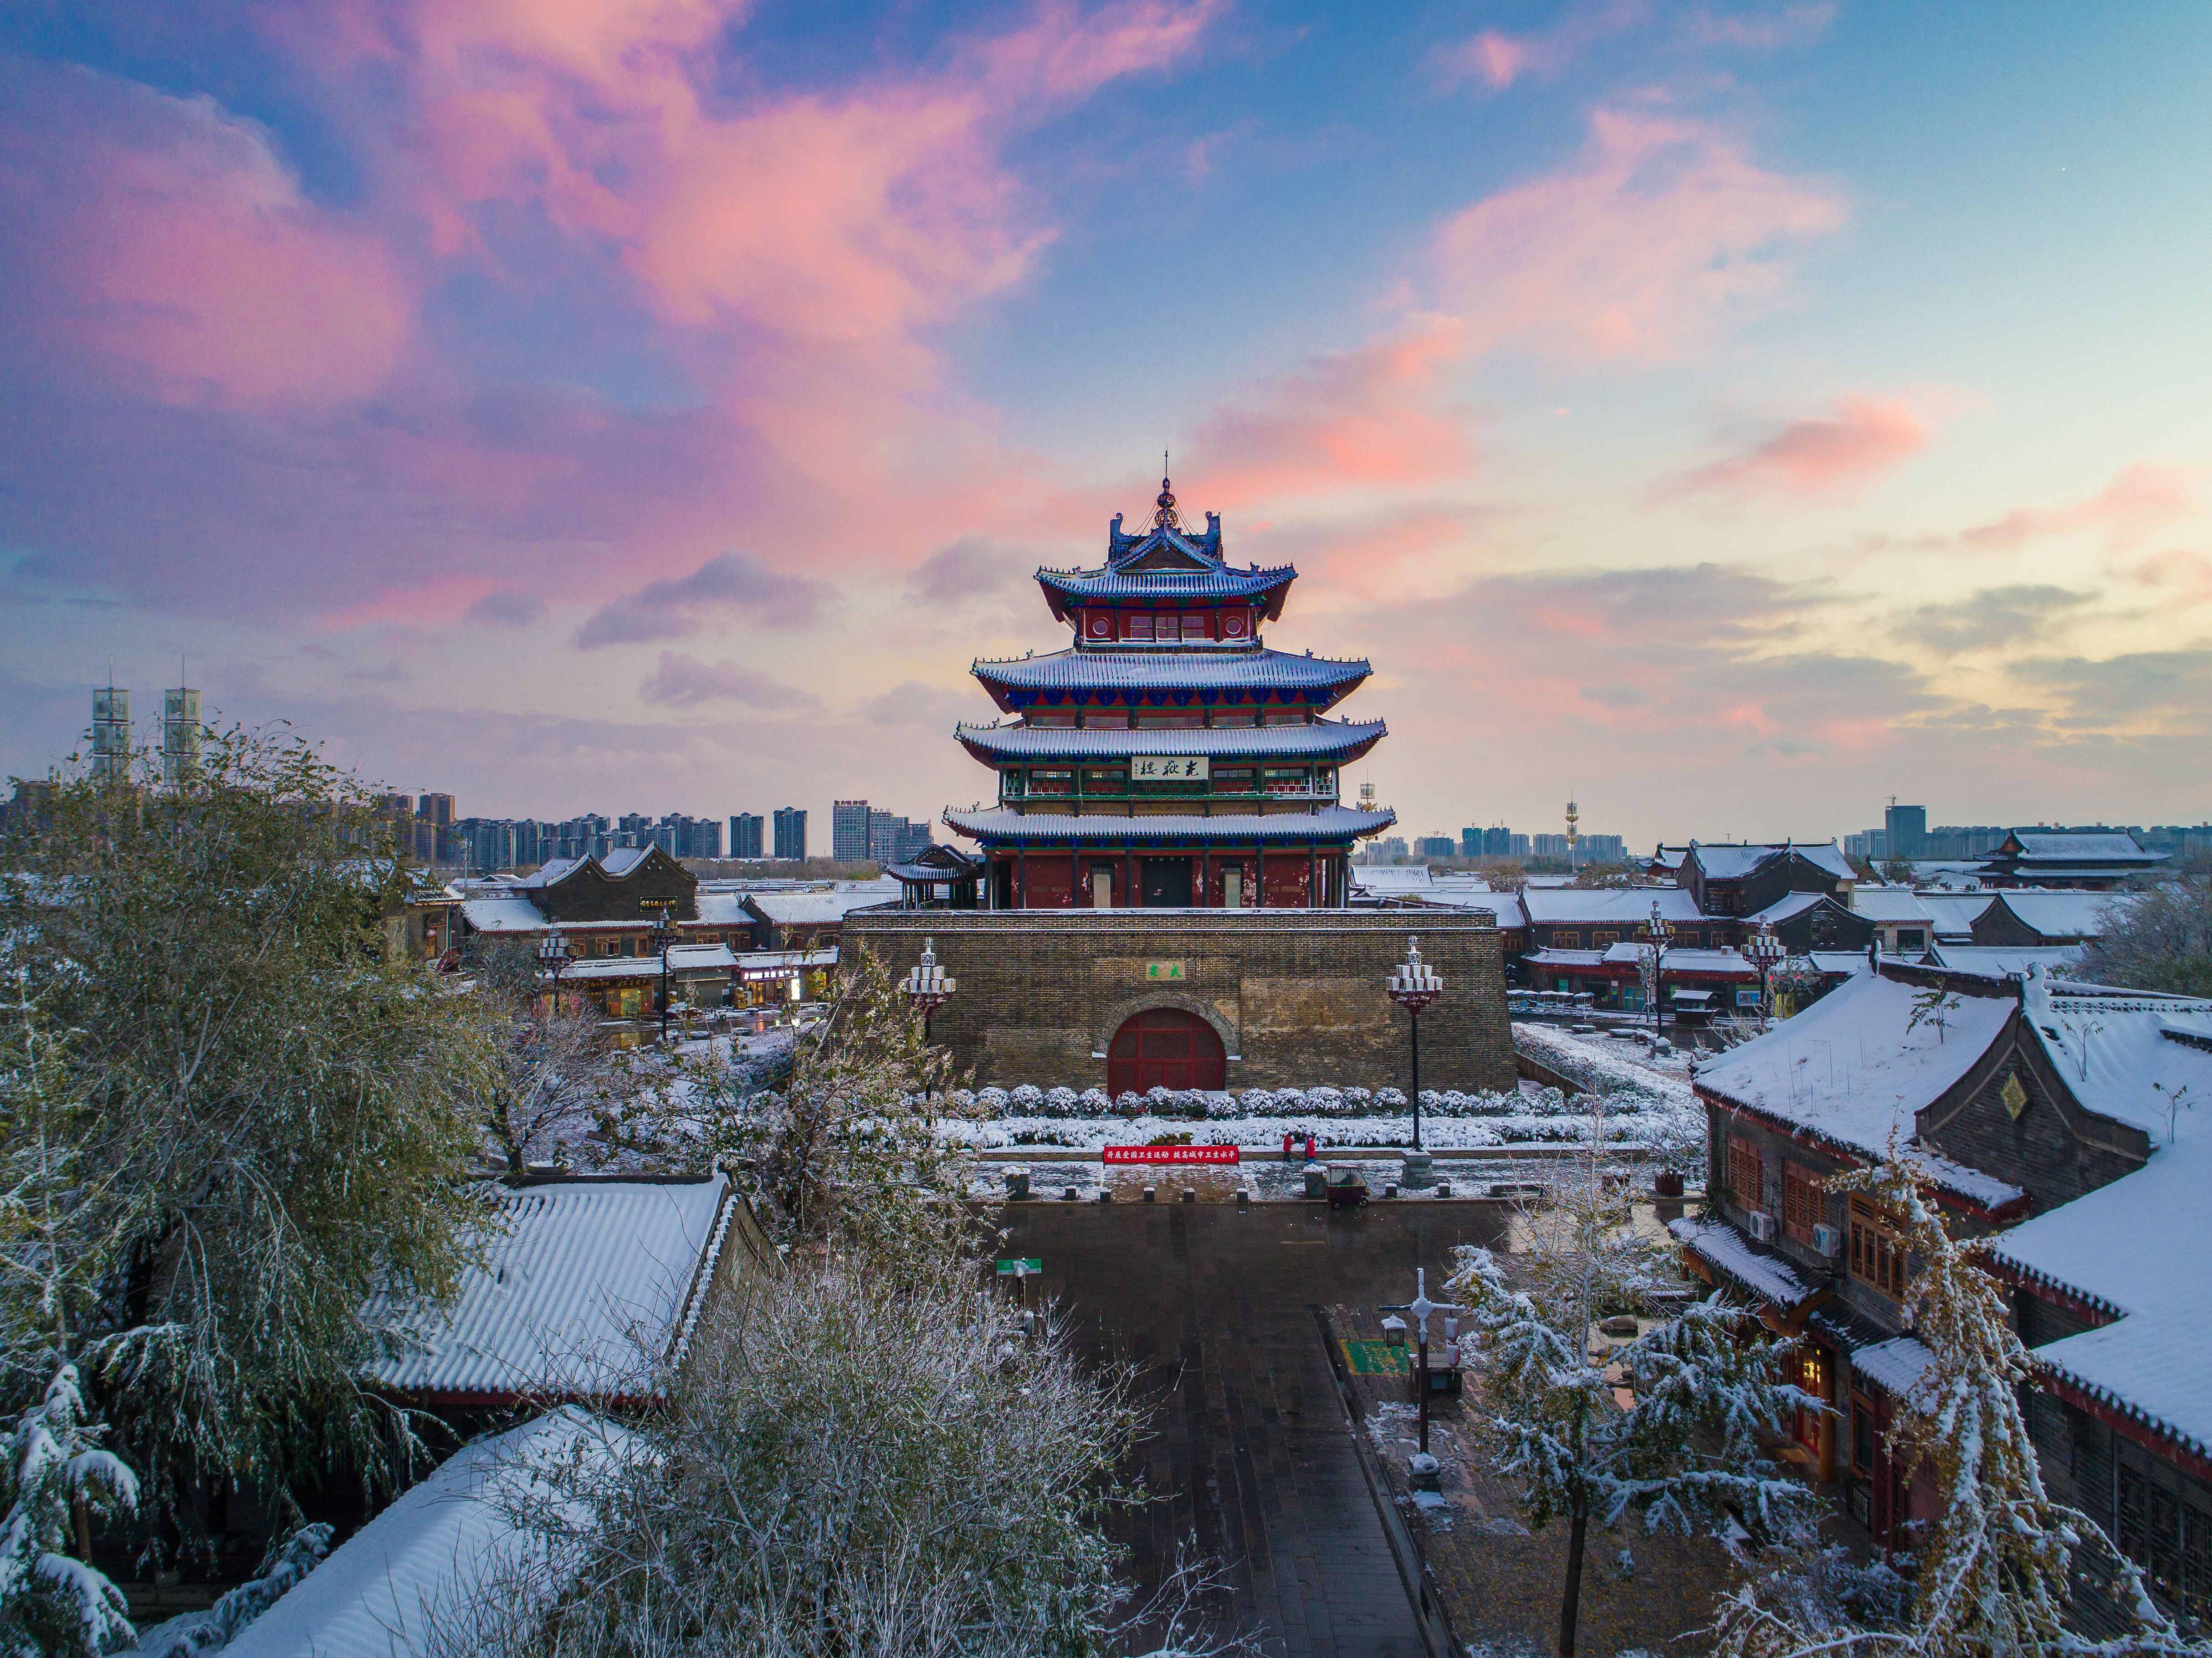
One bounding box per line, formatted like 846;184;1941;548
2;0;2208;848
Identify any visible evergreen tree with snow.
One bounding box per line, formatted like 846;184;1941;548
1448;1105;1818;1658
1708;1145;2206;1658
0;1364;138;1658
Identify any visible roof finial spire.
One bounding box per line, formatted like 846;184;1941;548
1153;451;1180;530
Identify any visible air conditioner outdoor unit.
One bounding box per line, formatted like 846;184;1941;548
1747;1211;1779;1244
1811;1222;1843;1258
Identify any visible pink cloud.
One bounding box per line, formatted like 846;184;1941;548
1431;108;1847;362
1659;394;1928;499
0;64;413;404
1185;322;1480;506
1433;2;1829;92
1961;464;2197;552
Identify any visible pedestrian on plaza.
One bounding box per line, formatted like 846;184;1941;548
1304;1132;1317;1162
1283;1131;1296;1162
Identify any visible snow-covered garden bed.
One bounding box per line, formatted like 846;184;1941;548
932;1110;1687;1152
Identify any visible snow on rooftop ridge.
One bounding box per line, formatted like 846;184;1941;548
223;1408;635;1658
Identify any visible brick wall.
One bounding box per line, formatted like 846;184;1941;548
539;851;699;923
844;909;1516;1094
1916;1021;2151;1215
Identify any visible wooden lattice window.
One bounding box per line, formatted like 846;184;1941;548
1782;1162;1821;1244
1591;931;1619;947
1727;1135;1764;1214
1850;1199;1908;1299
1552;930;1582;950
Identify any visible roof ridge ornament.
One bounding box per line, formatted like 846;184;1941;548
1154;453;1180;530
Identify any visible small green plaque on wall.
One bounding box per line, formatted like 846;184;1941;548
1145;961;1186;982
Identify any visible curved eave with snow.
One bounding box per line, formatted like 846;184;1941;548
969;647;1372;715
955;717;1386;766
943;804;1397;847
1034;563;1296;623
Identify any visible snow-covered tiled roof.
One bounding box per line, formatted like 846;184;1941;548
744;888;891;926
1691;972;2024;1211
691;889;754;927
1353;866;1436;892
1850;890;1936;924
460;896;547;934
558;944;738;981
366;1177;736;1403
1986;970;2212;1457
1983;890;2137;940
223;1409;635;1658
2005;832;2158;861
1928;943;2084;978
1917;893;1996;936
1850;1335;1936;1401
943;805;1395;844
1035;564;1294;601
957;718;1385;762
1669;1217;1816;1310
1687;841;1854;882
1599;944;1756;977
1522;887;1705;925
971;646;1371;694
1523;948;1608;967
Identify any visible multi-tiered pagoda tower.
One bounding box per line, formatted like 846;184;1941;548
944;476;1395;908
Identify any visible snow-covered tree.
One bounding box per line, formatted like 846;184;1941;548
464;938;635;1173
439;1248;1254;1658
0;727;496;1529
1708;1147;2205;1658
601;943;978;1256
1448;1107;1818;1658
0;1364;138;1658
2078;870;2212;998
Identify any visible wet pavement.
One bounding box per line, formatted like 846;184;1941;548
992;1200;1510;1658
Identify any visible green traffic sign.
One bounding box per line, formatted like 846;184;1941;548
994;1258;1043;1275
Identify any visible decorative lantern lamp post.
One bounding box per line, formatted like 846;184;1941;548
1744;921;1785;1029
641;898;679;1044
1387;937;1444;1189
537;924;572;1015
898;937;958;1046
1379;1267;1463;1453
1642;901;1675;1042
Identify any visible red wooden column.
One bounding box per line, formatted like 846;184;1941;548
1307;845;1317;908
1124;843;1135;910
1201;846;1212;908
1016;846;1027;910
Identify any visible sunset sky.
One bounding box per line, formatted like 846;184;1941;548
4;0;2209;850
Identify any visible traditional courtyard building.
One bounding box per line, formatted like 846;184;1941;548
1976;829;2167;889
947;475;1392;910
845;475;1512;1096
1676;962;2212;1630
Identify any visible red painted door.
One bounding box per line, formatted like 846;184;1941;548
1106;1009;1227;1096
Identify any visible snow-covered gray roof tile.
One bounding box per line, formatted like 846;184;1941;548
956;718;1385;761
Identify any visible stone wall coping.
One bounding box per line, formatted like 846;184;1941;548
845;909;1497;933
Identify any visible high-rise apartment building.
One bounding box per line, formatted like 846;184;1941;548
832;799;871;863
1480;825;1512;858
1884;803;1927;860
730;813;764;859
773;807;807;860
161;684;200;786
90;685;130;784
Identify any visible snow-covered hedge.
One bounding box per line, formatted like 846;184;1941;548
943;1084;1551;1120
933;1105;1683;1153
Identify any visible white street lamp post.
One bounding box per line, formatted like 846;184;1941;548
1744;921;1785;1029
1380;1267;1464;1453
898;937;958;1046
1388;937;1444;1189
1642;901;1674;1043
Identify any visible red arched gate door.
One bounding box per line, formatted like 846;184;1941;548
1106;1008;1227;1097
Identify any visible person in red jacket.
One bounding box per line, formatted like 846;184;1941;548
1282;1131;1297;1162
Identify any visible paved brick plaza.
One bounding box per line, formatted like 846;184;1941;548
992;1199;1505;1658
